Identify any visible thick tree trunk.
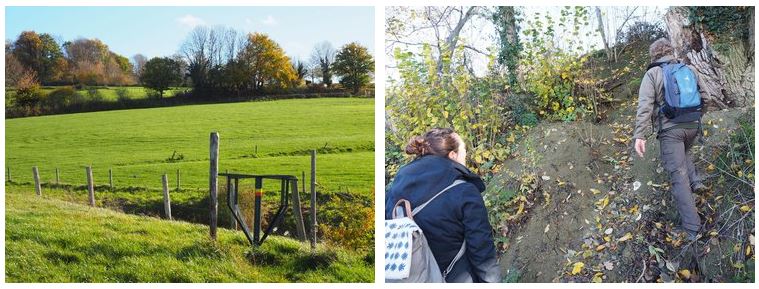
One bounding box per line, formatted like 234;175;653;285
664;7;753;109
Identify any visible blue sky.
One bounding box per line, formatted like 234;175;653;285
5;6;374;61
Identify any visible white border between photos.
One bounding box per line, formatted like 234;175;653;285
1;0;758;288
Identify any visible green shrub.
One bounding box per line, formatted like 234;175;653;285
519;6;596;122
43;86;77;110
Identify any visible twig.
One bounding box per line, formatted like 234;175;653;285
636;258;647;283
698;157;754;187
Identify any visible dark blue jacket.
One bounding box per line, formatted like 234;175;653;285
385;155;500;282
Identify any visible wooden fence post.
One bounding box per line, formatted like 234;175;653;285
32;166;41;196
176;169;181;191
291;178;307;241
7;166;11;183
209;132;219;240
55;168;60;185
162;174;172;220
86;166;95;206
310;150;317;250
109;168;113;190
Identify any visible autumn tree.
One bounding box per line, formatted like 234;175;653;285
333;42;374;94
140;57;181;98
11;31;66;84
132;54;148;82
238;32;297;91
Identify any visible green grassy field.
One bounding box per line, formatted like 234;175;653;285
4;187;373;282
5;98;374;194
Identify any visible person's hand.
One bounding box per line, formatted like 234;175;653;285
634;138;646;158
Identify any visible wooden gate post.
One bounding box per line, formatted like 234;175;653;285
310;150;317;250
32;166;41;196
209;132;220;240
109;168;113;190
291;178;307;241
55;168;60;185
176;169;181;191
162;174;172;220
86;166;95;206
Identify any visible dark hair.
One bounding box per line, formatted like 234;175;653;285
405;128;460;158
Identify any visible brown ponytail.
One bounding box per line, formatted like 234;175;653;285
404;128;460;158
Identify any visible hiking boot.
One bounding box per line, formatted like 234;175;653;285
672;227;700;242
691;183;709;195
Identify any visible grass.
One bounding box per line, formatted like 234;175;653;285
5;98;374;194
4;186;373;282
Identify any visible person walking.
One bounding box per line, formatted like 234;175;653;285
633;38;708;241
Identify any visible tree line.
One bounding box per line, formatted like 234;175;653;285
5;27;374;100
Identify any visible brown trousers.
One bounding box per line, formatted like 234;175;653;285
658;127;702;233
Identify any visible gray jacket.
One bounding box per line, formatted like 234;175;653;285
633;55;706;140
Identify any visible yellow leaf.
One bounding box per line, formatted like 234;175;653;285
590;188;601;195
740;205;751;213
591;272;603;283
618;232;633;242
596;244;606;251
707;164;715;172
746;245;752;256
678;269;691;280
571;262;585;275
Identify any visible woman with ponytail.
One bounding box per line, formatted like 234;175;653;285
385;128;500;282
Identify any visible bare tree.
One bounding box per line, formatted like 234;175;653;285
386;6;487;77
180;26;210;89
310;41;335;86
131;54;148;80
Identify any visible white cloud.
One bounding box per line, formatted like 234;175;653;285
260;15;277;26
176;14;206;28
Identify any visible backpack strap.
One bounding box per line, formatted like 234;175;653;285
411;179;466;216
443;241;467;280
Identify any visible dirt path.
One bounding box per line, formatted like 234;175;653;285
492;101;755;282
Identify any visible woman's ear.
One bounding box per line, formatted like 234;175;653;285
448;150;457;161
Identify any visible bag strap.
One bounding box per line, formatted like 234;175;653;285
391;199;413;220
443;241;467;280
411;179;466;217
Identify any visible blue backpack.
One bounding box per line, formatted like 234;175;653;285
657;61;703;123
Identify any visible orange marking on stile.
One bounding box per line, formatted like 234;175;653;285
255;189;263;197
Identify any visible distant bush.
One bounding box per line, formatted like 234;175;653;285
42;86;78;111
115;87;131;101
13;72;43;110
621;21;666;44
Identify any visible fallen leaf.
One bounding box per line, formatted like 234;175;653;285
544;224;550;233
591;272;603;283
739;205;751;212
679;269;691;280
749;234;755;245
603;261;614;270
571;262;584;275
596;244;606;251
618;232;633;242
604;228;613;235
542;175;551;181
590;188;601;195
633;181;641;191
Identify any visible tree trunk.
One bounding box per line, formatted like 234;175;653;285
664;7;753;109
595;7;612;62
